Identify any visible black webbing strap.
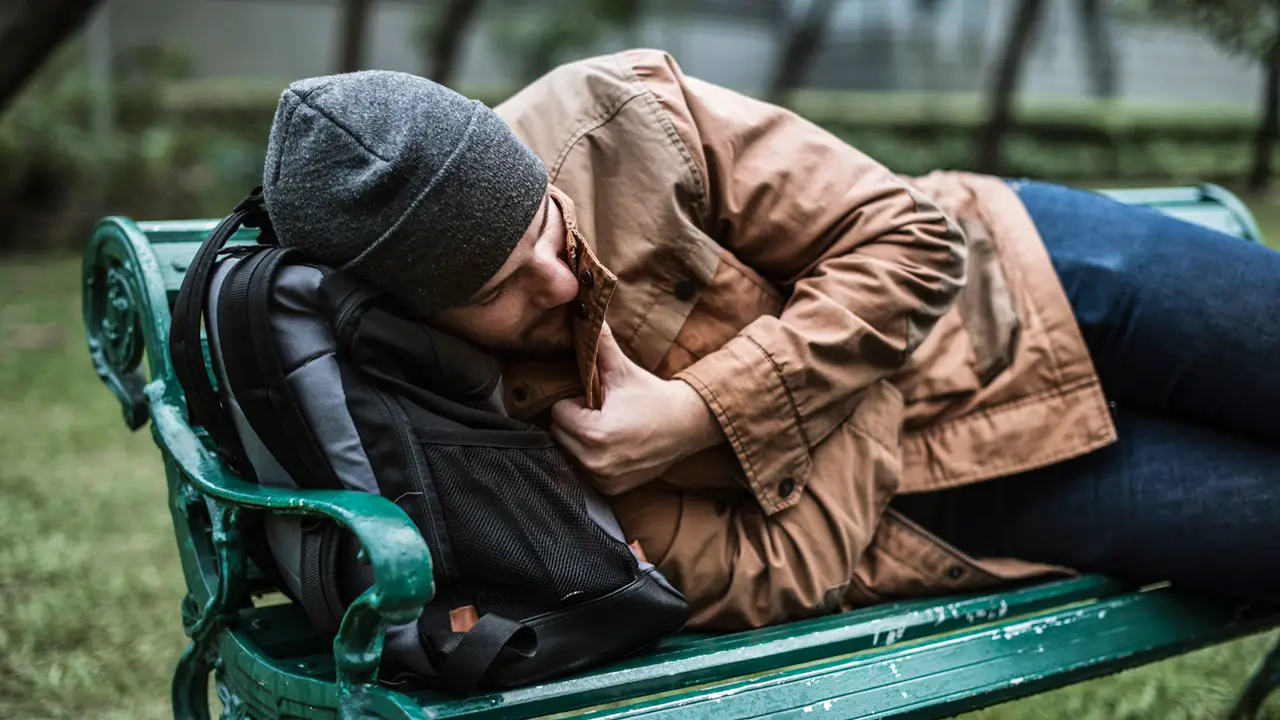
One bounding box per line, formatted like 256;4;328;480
438;614;531;695
169;188;271;471
299;524;343;635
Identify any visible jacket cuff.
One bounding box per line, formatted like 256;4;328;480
674;332;811;514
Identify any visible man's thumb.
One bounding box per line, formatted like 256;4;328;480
595;321;631;374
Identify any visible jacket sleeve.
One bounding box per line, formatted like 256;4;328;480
636;53;968;515
614;377;907;630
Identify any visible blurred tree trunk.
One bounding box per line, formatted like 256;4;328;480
914;0;946;94
977;0;1044;175
338;0;373;73
0;0;106;117
1078;0;1117;98
1250;33;1280;191
767;0;840;105
426;0;484;87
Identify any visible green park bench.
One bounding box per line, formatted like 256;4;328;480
82;184;1280;719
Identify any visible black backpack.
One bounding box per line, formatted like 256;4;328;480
168;189;689;695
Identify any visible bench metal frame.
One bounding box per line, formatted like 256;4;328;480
82;184;1280;719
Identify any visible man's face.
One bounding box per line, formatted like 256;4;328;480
430;188;580;357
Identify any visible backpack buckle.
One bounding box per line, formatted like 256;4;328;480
232;186;277;243
234;186;266;214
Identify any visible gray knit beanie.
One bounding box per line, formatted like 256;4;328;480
261;70;548;315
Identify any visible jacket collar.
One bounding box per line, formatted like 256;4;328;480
501;188;618;420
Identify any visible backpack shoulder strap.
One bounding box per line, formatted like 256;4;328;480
169;188;271;471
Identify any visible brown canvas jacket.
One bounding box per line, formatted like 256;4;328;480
492;49;1118;630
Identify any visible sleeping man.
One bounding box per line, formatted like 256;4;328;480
255;49;1280;629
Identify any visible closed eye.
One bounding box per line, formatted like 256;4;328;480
476;284;507;307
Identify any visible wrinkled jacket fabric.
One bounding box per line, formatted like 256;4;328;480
493;49;1118;630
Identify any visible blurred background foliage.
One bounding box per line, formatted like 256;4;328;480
4;0;1280;253
0;39;262;253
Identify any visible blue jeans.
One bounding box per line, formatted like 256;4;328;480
894;179;1280;603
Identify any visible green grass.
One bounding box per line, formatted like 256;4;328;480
0;252;181;720
2;188;1280;718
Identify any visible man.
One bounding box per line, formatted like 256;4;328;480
259;49;1280;631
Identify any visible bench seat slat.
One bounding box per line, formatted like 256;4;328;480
645;574;1129;656
215;586;1271;720
561;589;1276;720
211;575;1133;720
407;576;1133;719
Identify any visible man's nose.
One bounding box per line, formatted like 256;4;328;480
531;244;579;310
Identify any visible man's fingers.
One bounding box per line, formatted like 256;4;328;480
549;423;584;458
550;396;588;428
551;396;607;442
550;422;608;476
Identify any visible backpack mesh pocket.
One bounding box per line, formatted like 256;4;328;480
418;434;640;619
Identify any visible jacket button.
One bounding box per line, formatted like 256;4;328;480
577;301;590;320
778;477;795;498
579;269;594;289
510;386;529;403
674;279;699;301
948;566;965;580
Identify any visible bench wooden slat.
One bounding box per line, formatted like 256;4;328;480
209;583;1272;720
142;183;1266;302
213;576;1135;719
402;576;1133;719
559;588;1275;720
644;574;1130;656
1097;184;1265;242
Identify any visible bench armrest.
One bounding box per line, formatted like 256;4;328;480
147;386;433;684
84;216;432;690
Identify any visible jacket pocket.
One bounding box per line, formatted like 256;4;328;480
654;248;786;378
892;216;1021;405
954;216;1021;386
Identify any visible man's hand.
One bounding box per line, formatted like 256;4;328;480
550;322;725;495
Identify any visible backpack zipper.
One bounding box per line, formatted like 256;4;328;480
885;506;989;578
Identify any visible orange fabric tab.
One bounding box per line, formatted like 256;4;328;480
629;540;648;564
449;605;479;633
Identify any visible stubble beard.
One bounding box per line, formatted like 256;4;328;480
487;306;575;361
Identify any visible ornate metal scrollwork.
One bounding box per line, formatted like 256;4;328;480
84;217;432;719
99;262;144;374
215;676;251;720
83;219;167;431
172;492;250;720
